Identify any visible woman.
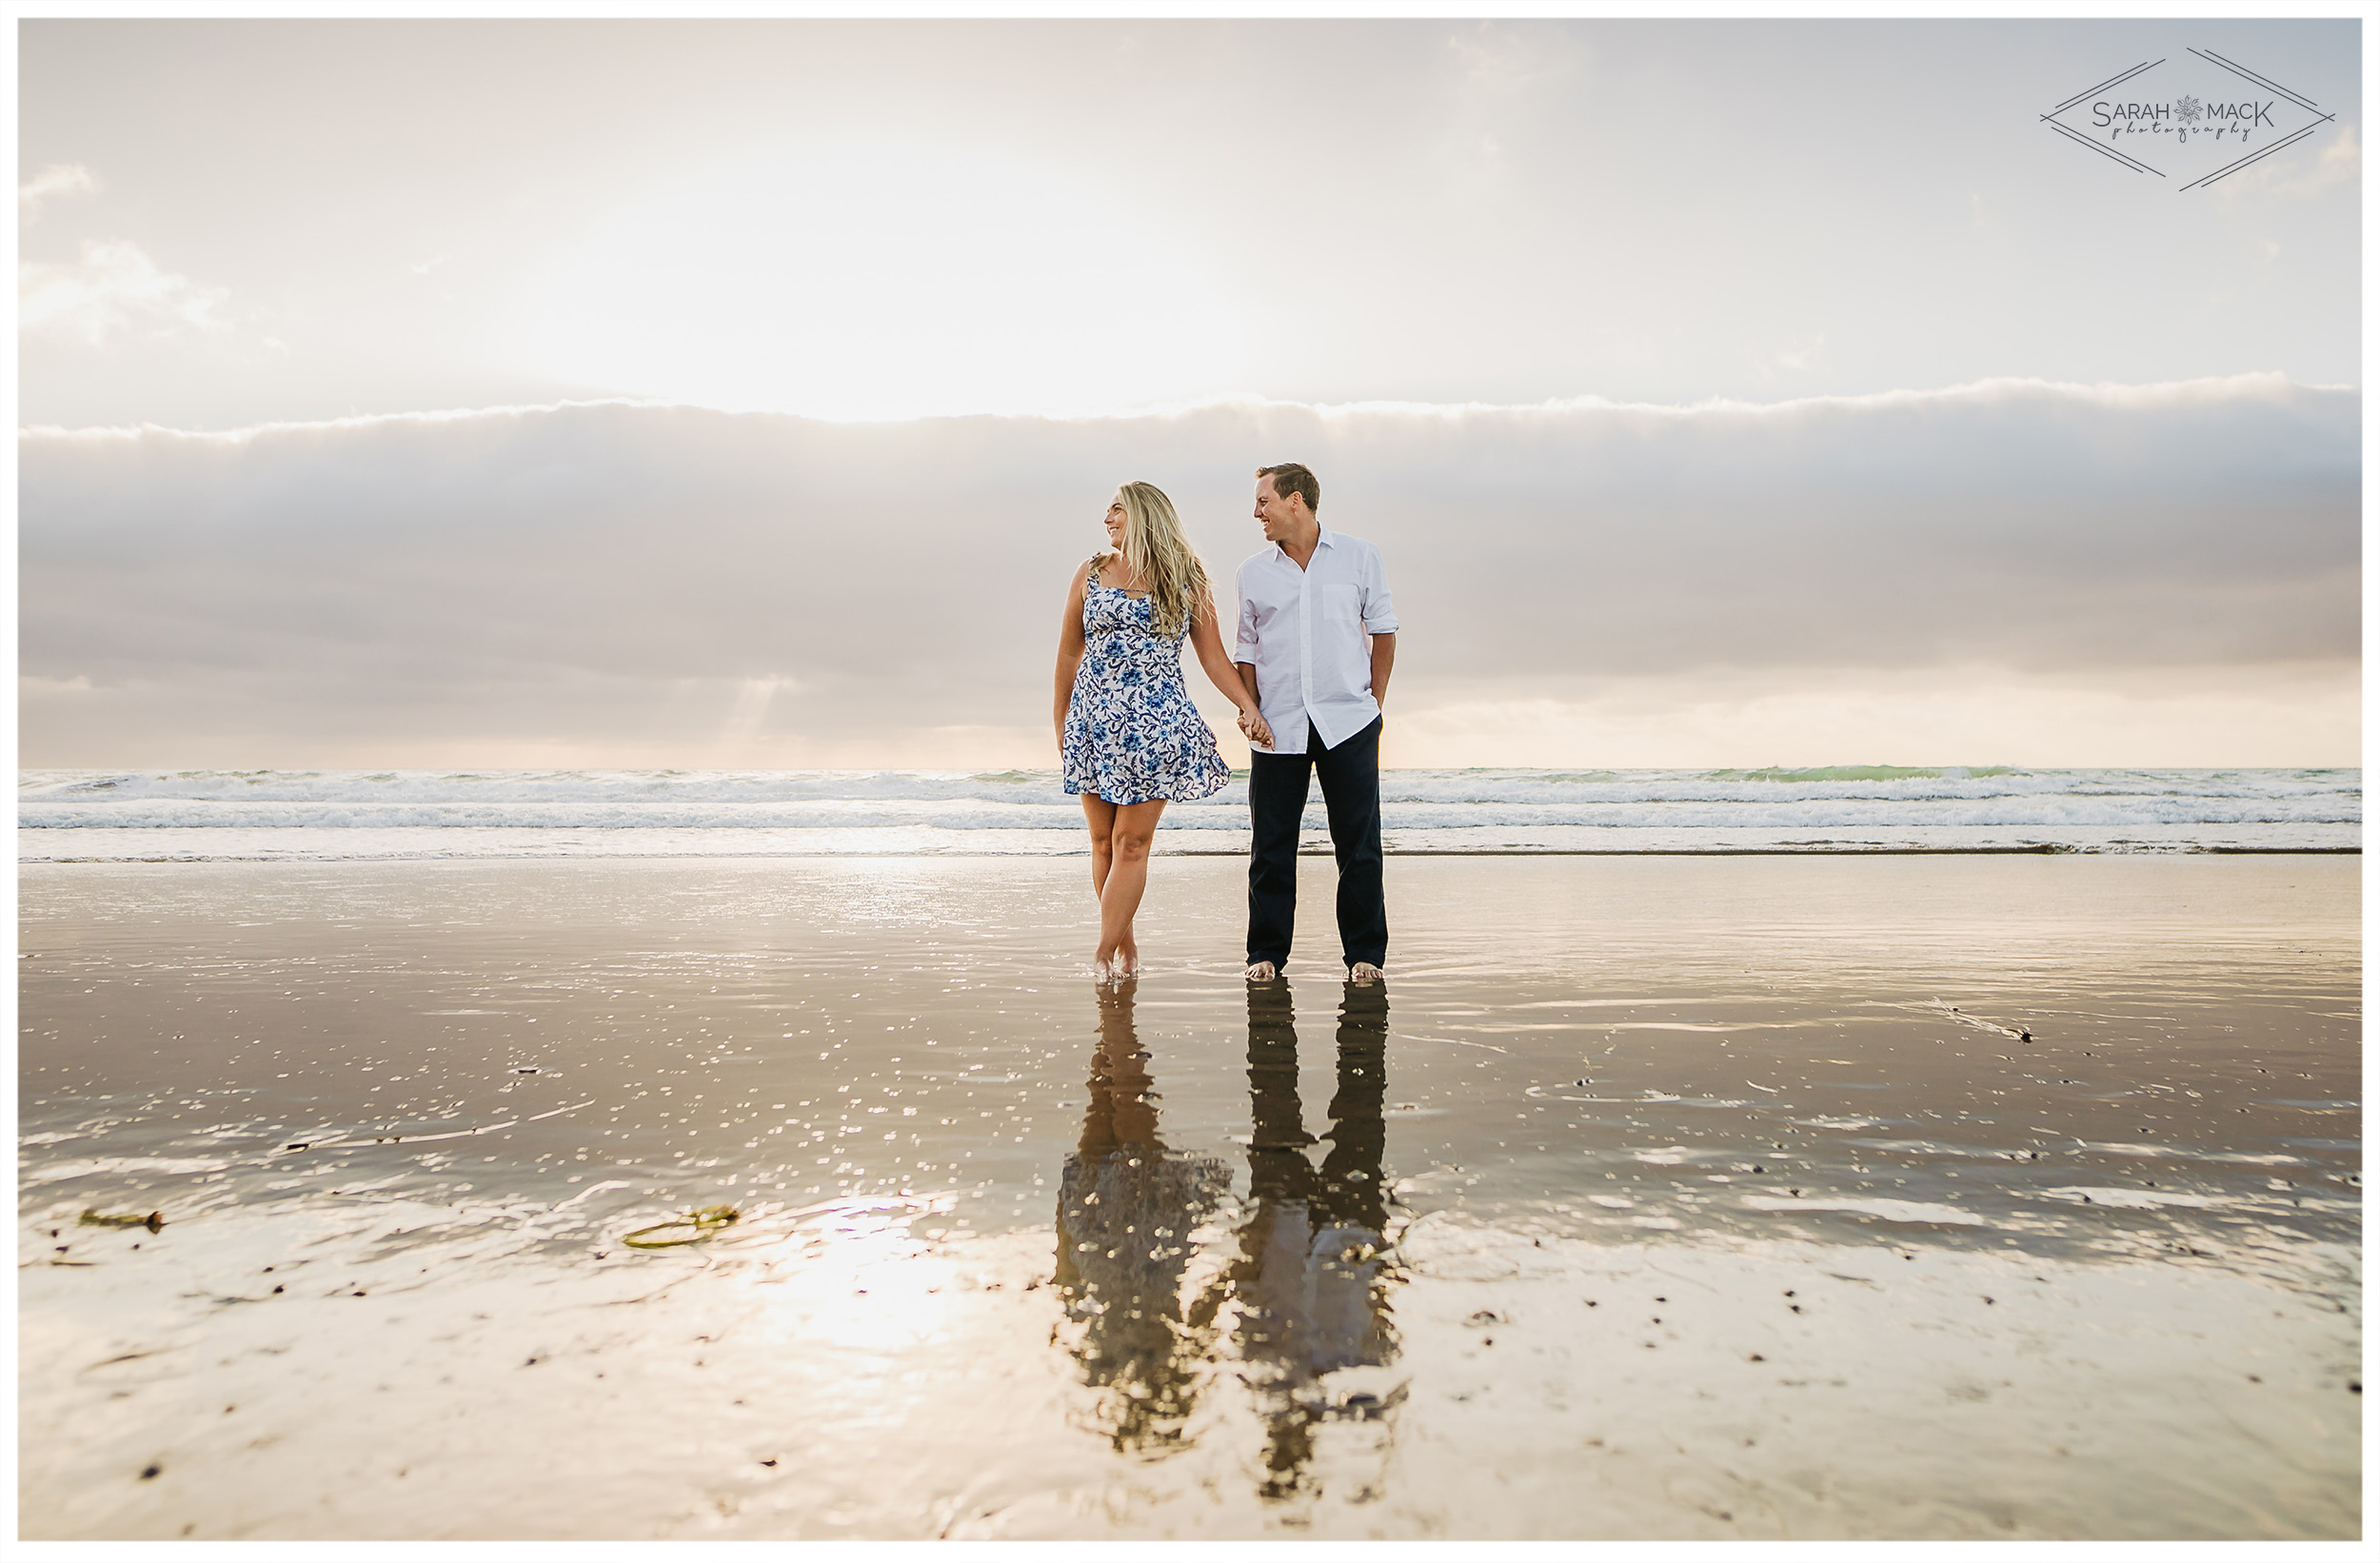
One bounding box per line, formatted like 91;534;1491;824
1052;977;1230;1449
1055;482;1273;979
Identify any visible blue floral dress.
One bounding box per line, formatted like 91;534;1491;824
1063;555;1232;805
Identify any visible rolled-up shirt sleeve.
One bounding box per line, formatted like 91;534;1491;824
1359;545;1400;634
1235;565;1261;663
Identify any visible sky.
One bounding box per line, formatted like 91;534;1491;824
16;17;2364;769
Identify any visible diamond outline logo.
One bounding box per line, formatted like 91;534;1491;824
2039;48;2337;190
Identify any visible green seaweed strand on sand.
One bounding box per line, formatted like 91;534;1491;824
620;1204;740;1249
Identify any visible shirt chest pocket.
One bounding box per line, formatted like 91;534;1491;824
1319;584;1363;623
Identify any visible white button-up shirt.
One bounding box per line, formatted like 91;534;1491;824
1234;526;1400;755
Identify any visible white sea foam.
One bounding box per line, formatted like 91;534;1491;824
16;766;2357;861
1740;1196;1987;1225
27;1156;231;1183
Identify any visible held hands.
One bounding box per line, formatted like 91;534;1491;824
1236;706;1276;749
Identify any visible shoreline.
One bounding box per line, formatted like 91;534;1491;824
19;842;2361;863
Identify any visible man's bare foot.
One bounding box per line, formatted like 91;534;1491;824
1348;961;1385;983
1243;960;1278;981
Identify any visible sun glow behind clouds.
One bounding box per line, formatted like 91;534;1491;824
517;138;1244;422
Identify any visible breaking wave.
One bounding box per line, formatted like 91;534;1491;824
18;766;2357;859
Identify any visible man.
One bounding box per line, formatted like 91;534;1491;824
1233;463;1398;983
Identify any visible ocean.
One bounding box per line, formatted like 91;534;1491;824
16;765;2359;861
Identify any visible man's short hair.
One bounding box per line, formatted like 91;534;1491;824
1255;463;1319;513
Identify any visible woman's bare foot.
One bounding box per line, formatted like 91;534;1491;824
1348;961;1385;983
1244;960;1278;981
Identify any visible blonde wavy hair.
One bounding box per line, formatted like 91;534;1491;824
1111;481;1211;640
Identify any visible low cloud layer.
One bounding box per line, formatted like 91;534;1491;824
19;374;2359;767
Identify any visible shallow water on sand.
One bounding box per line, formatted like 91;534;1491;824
18;856;2361;1539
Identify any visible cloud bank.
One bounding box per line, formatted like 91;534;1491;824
19;374;2358;767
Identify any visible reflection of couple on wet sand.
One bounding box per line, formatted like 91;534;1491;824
1054;977;1399;1497
1055;463;1398;983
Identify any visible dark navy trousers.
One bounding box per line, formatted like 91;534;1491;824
1246;716;1386;971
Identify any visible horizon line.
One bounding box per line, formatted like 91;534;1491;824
17;370;2360;444
14;762;2361;776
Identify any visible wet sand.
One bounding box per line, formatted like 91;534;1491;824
17;855;2361;1539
